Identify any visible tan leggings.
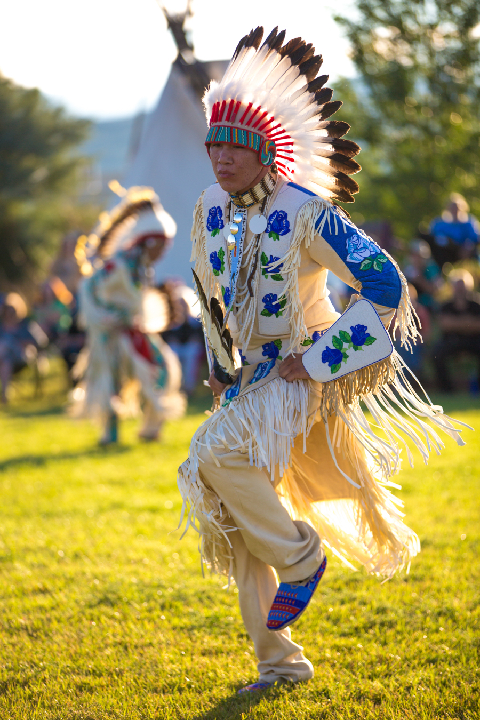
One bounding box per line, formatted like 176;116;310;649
195;411;323;682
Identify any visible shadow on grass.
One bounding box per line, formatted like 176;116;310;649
1;400;66;419
195;683;296;720
4;390;212;419
0;445;130;471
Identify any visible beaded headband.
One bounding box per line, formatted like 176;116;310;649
205;124;277;168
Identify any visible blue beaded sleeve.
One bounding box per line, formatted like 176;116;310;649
315;209;402;309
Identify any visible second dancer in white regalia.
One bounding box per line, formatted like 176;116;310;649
74;187;186;444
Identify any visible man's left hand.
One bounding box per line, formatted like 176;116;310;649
278;354;311;382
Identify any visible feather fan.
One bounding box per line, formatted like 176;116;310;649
192;269;236;382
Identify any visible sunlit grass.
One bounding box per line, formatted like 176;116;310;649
0;370;478;719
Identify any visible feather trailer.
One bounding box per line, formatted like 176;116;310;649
203;26;363;203
192;269;236;382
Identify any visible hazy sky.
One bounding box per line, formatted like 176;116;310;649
0;0;356;120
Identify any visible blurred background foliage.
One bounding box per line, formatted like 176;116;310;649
1;0;479;288
0;75;101;288
333;0;480;237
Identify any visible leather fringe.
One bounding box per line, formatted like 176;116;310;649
320;356;395;416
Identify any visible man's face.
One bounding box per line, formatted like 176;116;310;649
143;235;167;262
209;142;268;194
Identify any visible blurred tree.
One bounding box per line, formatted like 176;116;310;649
333;0;480;240
0;74;99;286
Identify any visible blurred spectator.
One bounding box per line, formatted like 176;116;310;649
428;194;479;268
33;277;85;383
55;296;86;383
0;293;47;403
160;280;205;397
33;279;73;342
359;219;403;258
49;231;83;295
394;284;431;383
432;270;480;393
403;240;443;312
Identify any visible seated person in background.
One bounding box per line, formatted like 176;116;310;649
432;269;480;393
429;193;479;267
54;294;86;384
33;278;86;385
33;279;73;343
394;284;431;383
403;240;442;312
159;280;204;398
0;293;46;403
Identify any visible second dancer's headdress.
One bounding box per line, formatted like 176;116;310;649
204;26;361;203
75;186;177;276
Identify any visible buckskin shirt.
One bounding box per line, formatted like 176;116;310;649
178;174;465;581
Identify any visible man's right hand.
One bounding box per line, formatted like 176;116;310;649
208;371;228;396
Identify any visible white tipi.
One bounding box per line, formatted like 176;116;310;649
121;9;227;283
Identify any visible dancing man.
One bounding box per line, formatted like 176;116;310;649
178;28;466;692
74;187;186;444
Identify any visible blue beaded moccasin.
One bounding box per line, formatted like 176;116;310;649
266;555;327;631
238;682;272;694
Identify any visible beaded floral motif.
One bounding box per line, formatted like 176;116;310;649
222;370;242;406
266;210;290;241
206;206;224;237
238;349;249;366
248;359;276;385
321;323;377;374
221;285;231;306
261;253;284;281
301;330;323;347
261;293;286;318
348;324;376;349
262;339;283;361
346;233;388;272
210;248;225;276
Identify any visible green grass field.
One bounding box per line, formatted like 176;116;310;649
0;368;479;719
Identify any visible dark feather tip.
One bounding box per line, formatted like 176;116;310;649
233;26;264;59
210;297;224;327
290;42;314;67
279;37;303;59
331;153;361;174
315;87;333;105
221;327;233;353
191;268;208;309
319;119;350;138
272;28;286;51
318;100;342;120
232;35;247;61
262;26;278;49
333;171;359;194
250;26;264;50
325;136;361;158
315;149;361;174
307;74;328;93
299;56;323;82
334;188;356;203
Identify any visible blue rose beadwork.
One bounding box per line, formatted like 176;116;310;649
206;206;224;237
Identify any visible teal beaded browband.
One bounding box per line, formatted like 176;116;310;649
205;125;277;167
